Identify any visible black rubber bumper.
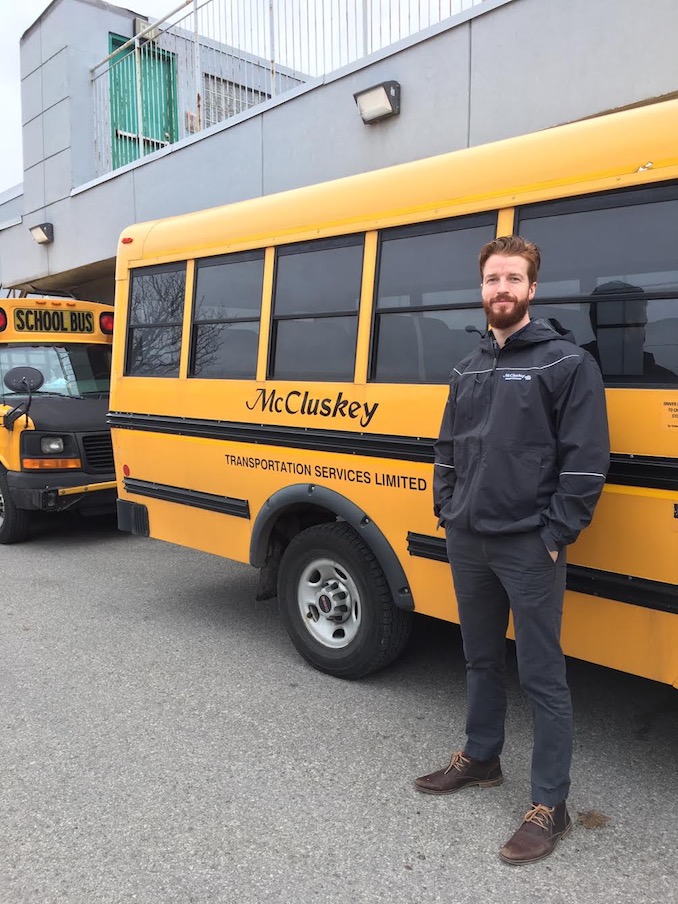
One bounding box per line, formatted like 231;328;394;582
6;470;116;513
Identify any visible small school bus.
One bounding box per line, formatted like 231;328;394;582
0;297;116;543
111;98;678;684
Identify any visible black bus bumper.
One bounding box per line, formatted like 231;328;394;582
6;470;117;514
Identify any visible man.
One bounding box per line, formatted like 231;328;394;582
415;236;610;865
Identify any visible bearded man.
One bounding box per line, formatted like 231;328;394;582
415;236;610;865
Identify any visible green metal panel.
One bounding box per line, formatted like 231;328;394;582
108;34;179;171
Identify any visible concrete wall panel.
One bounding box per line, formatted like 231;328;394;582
21;164;46;216
21;116;45;171
42;0;133;60
20;24;42;80
0;188;23;223
39;2;72;62
44;150;72;205
43;101;71;160
46;176;135;275
261;27;471;195
2;215;51;286
41;49;70;111
20;69;43;126
469;0;678;145
133;117;264;223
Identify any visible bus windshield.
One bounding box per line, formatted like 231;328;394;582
0;343;111;398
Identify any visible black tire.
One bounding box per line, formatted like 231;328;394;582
0;470;32;544
277;521;412;679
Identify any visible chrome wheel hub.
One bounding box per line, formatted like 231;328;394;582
297;557;361;648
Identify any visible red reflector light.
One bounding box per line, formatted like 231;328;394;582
99;311;115;334
121;237;133;244
0;308;6;331
123;464;130;477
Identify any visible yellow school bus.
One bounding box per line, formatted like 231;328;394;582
0;297;116;543
111;99;678;684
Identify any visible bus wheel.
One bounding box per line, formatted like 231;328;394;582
277;521;412;679
0;471;32;544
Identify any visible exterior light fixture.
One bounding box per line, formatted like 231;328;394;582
29;223;54;245
353;81;400;124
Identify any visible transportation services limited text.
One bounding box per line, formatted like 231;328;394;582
224;454;427;491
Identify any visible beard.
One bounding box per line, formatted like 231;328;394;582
483;293;530;329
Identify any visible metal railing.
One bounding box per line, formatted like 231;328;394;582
91;0;487;177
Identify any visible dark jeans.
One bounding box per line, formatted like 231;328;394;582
446;527;572;806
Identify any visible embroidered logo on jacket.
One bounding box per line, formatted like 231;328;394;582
502;372;532;381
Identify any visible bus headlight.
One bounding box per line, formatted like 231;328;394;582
40;436;65;454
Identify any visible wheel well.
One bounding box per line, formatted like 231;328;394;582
268;502;337;552
250;484;414;611
252;501;337;601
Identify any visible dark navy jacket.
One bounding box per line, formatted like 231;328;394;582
433;318;610;552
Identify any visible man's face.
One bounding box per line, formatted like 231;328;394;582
481;254;536;329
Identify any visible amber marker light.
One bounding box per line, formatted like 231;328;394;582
23;458;82;470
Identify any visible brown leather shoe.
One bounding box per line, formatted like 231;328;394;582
499;802;572;865
414;751;503;795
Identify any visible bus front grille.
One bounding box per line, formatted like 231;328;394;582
82;432;114;472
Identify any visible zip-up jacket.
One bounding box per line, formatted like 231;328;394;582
433;318;610;552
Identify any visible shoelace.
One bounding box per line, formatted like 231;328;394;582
443;751;470;775
522;804;556;831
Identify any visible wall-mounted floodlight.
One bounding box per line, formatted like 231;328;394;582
353;81;400;124
29;223;54;245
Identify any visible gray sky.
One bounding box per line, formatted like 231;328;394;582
0;0;177;195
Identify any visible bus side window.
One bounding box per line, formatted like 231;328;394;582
125;263;186;377
371;215;497;383
517;184;678;386
269;236;364;382
190;251;264;380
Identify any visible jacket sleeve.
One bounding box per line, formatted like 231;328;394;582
433;378;458;522
540;353;610;551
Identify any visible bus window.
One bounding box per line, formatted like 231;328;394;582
0;344;111;397
518;184;678;385
269;235;363;381
372;215;496;382
125;263;186;376
190;250;264;379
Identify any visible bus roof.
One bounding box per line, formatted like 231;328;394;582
118;98;678;266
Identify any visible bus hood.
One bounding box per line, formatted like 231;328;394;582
20;396;110;433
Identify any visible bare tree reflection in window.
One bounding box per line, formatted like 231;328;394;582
127;266;186;376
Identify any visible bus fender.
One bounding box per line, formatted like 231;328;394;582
249;483;415;612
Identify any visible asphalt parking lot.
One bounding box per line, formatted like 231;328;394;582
1;513;677;904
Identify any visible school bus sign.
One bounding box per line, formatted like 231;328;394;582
13;308;95;334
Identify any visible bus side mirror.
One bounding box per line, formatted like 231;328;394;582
3;366;44;430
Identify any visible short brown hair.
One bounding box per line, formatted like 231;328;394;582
479;236;541;285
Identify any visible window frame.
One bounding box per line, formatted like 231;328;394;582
124;262;187;378
517;181;678;388
188;248;265;380
369;211;497;384
268;233;365;382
